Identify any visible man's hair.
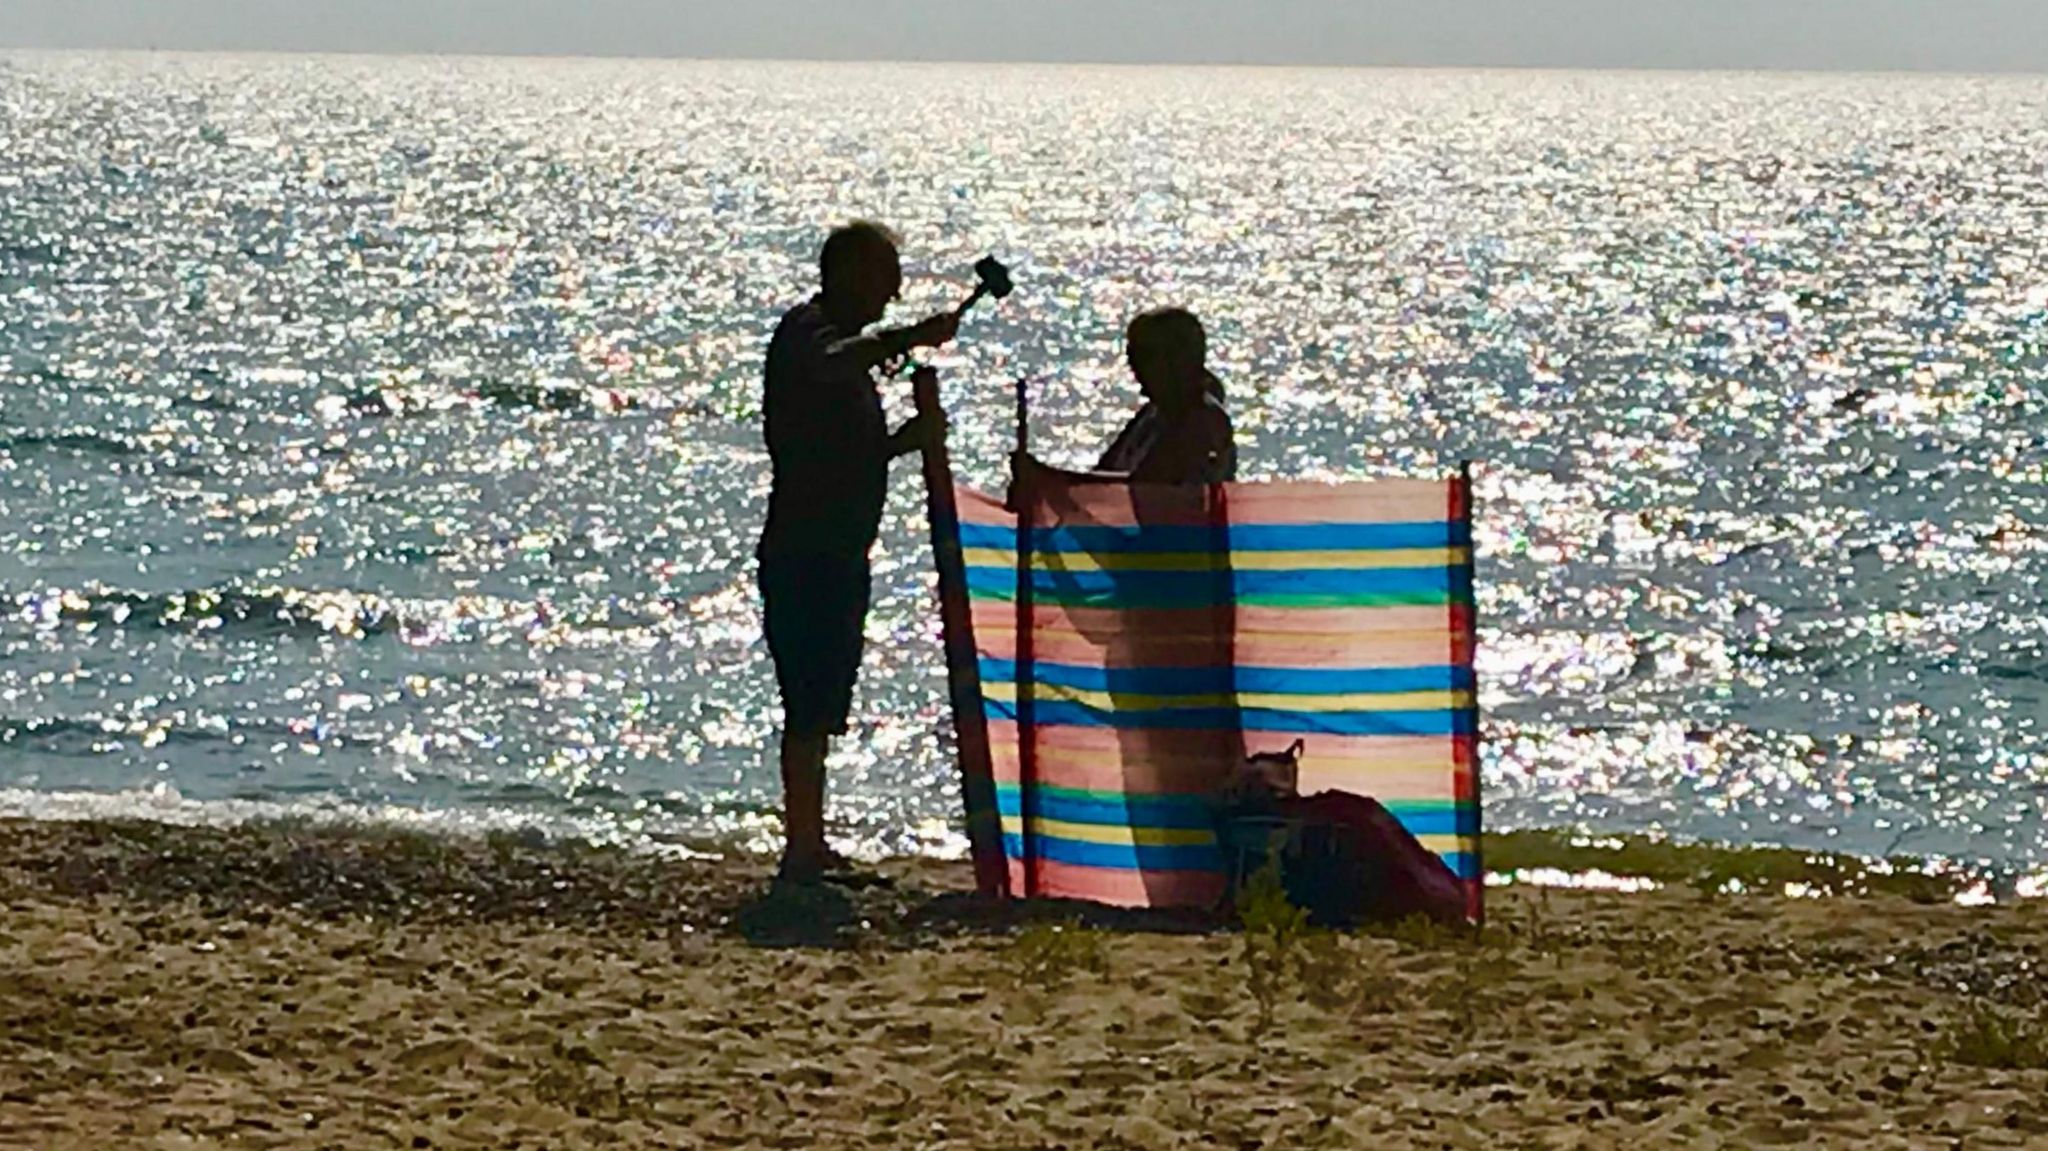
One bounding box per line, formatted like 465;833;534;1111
820;221;900;291
1128;307;1207;368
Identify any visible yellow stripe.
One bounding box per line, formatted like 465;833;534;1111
1000;816;1218;847
984;681;1469;713
963;547;1469;573
1416;834;1479;856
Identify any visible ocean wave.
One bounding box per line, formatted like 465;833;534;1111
5;585;682;644
9;587;403;639
0;713;401;757
475;381;637;414
0;781;707;854
315;382;640;421
0;429;150;458
1981;657;2048;683
170;389;240;413
0;715;236;754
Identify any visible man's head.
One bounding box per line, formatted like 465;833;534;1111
1126;307;1208;406
819;221;902;328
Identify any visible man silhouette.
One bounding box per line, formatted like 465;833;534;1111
757;221;956;883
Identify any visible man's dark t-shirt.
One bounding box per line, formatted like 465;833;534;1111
758;296;890;561
755;296;892;736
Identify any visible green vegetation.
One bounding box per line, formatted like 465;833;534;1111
1004;920;1110;990
1236;855;1313;1034
1932;1001;2048;1071
1486;829;1966;902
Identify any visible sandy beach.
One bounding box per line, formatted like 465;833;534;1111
2;818;2044;1150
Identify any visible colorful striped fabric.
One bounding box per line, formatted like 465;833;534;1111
957;466;1481;919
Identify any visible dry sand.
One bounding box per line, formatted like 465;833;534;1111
2;818;2045;1150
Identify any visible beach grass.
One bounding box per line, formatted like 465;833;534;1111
1486;828;1971;902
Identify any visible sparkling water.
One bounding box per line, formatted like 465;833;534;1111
3;52;2045;868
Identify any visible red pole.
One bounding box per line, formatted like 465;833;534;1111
1013;376;1039;899
912;368;1009;898
1456;459;1484;929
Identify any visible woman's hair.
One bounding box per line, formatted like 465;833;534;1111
1127;307;1207;370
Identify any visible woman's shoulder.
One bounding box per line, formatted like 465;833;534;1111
1196;392;1234;435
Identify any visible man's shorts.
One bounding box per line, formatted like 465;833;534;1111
758;552;872;738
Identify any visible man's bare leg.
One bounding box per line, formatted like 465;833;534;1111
779;731;829;880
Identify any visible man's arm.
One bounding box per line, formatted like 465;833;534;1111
884;367;948;460
822;312;959;374
886;414;945;459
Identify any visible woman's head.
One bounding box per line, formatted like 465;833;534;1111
1126;308;1207;405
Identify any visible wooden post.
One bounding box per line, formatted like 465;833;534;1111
1013;376;1039;899
912;368;1009;898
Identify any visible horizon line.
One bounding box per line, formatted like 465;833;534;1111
3;44;2047;80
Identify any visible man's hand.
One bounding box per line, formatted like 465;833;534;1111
906;311;960;350
890;408;947;458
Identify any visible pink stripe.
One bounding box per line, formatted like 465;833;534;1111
957;487;1014;529
996;724;1462;766
974;610;1229;668
957;478;1459;529
1232;631;1455;669
977;606;1476;679
981;631;1452;670
979;624;1451;672
1011;859;1227;909
1024;478;1219;529
990;725;1463;797
1296;759;1467;801
989;721;1235;794
991;755;1233;796
1219;480;1455;526
973;602;1464;635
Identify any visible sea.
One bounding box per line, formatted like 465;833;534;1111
3;52;2045;876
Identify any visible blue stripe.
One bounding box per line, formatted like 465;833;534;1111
1441;852;1480;881
961;522;1469;554
980;659;1473;696
965;565;1456;605
1458;802;1481;841
986;699;1474;737
997;788;1220;830
1379;809;1468;837
1003;834;1224;873
1002;837;1479;881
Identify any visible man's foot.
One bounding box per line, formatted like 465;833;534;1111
779;846;893;890
820;858;895;890
775;851;827;886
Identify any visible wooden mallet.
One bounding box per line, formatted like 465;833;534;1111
956;255;1014;316
887;256;1013;379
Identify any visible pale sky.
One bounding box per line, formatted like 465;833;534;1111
5;0;2047;72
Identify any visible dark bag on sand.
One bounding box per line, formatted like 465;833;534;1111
1224;791;1468;928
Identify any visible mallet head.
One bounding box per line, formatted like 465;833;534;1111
974;256;1014;302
